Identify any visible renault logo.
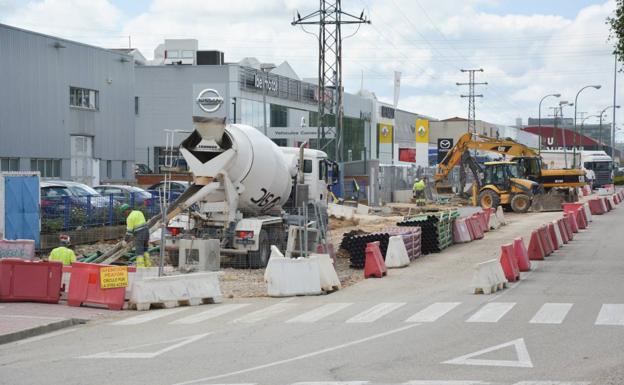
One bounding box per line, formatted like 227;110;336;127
196;89;224;113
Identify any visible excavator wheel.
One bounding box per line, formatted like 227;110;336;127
478;189;500;209
510;194;531;213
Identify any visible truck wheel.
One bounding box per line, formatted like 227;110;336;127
511;194;531;213
478;189;500;209
248;229;270;269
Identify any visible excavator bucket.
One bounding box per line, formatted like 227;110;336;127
529;189;568;212
435;181;454;195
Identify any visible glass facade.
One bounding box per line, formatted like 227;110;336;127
310;112;366;161
270;104;288;127
239;99;270;128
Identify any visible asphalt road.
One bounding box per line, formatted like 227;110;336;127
0;207;622;385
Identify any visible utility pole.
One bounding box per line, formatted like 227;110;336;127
292;1;370;162
456;69;487;135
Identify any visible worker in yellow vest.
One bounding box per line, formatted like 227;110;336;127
120;204;151;268
412;177;426;207
48;234;76;266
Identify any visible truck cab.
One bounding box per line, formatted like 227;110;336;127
280;147;337;205
581;150;613;187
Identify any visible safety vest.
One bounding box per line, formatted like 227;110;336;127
126;210;147;236
49;246;76;266
413;180;425;192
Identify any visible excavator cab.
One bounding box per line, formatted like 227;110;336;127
511;156;542;182
477;161;539;213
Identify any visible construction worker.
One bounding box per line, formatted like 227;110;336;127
48;234;76;266
120;204;151;268
412;177;426;207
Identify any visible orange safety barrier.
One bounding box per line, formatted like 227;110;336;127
499;243;520;282
538;225;554;256
547;223;560;251
527;230;545;261
575;208;587;229
512;238;531;272
364;241;387;279
557;219;569;244
564;211;579;233
67;262;126;310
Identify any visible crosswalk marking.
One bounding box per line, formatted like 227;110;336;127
183;381;589;385
466;302;516;323
529;303;573;324
403;381;486;384
170;304;250;325
346;303;406;323
113;308;189;325
513;382;590;385
232;303;297;323
292;382;368;385
286;303;353;323
405;302;461;323
595;304;624;325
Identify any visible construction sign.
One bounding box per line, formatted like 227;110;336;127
416;119;429;143
378;123;393;144
100;266;128;289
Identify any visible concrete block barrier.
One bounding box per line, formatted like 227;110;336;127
527;230;545;261
588;198;605;215
562;215;574;240
385;236;411;268
513;237;531;271
264;255;322;297
453;218;472;243
309;253;341;292
356;203;370;215
565;211;579;233
470;215;485;239
489;213;501;230
130;272;222;310
496;206;507;225
500;243;520;282
328;203;356;220
126;267;159;300
472;258;507;294
601;197;610;212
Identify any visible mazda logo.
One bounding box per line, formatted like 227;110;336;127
439;139;451;149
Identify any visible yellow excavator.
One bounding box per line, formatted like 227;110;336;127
435;132;586;212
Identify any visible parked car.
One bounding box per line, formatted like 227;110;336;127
40;181;110;210
146;180;189;203
94;185;154;207
134;163;152;174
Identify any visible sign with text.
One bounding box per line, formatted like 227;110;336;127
437;138;454;164
100;266;128;289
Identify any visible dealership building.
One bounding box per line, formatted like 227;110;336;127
0;23;136;184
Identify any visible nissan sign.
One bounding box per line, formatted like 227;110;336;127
196;88;224;113
437;138;454;163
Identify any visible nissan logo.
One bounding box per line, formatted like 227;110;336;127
196;88;224;113
439;139;451;149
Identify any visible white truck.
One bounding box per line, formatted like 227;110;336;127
539;150;581;170
165;116;336;267
581;150;613;188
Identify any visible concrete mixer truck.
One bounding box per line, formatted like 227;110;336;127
160;116;337;268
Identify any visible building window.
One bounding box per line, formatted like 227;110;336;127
0;158;19;172
106;160;112;179
30;158;61;178
270;104;288;127
182;50;194;59
134;96;139;115
380;106;395;119
70;87;99;110
239;98;270;128
166;50;179;58
121;161;127;179
272;138;288;147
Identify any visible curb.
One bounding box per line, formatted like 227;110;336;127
0;318;87;345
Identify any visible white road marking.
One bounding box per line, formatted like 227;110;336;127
12;328;77;346
112;308;190;325
170;323;420;385
170;304;250;325
514;381;591;385
402;380;486;385
443;338;533;368
232;303;297;323
80;333;211;359
529;303;573;324
466;302;516;323
345;303;406;323
595;304;624;325
405;302;461;323
286;303;353;323
292;382;368;385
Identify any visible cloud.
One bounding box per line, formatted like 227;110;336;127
1;0;621;130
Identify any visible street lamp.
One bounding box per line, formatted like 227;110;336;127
580;114;601;143
599;105;620;150
573;84;601;166
538;93;561;153
559;101;574;168
260;62;276;136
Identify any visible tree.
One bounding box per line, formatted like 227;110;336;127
607;0;624;67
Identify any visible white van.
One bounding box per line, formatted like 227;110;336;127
581;150;613;187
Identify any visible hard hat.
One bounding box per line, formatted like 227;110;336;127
119;203;131;212
59;234;71;246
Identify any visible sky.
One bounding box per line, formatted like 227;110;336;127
0;0;622;138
